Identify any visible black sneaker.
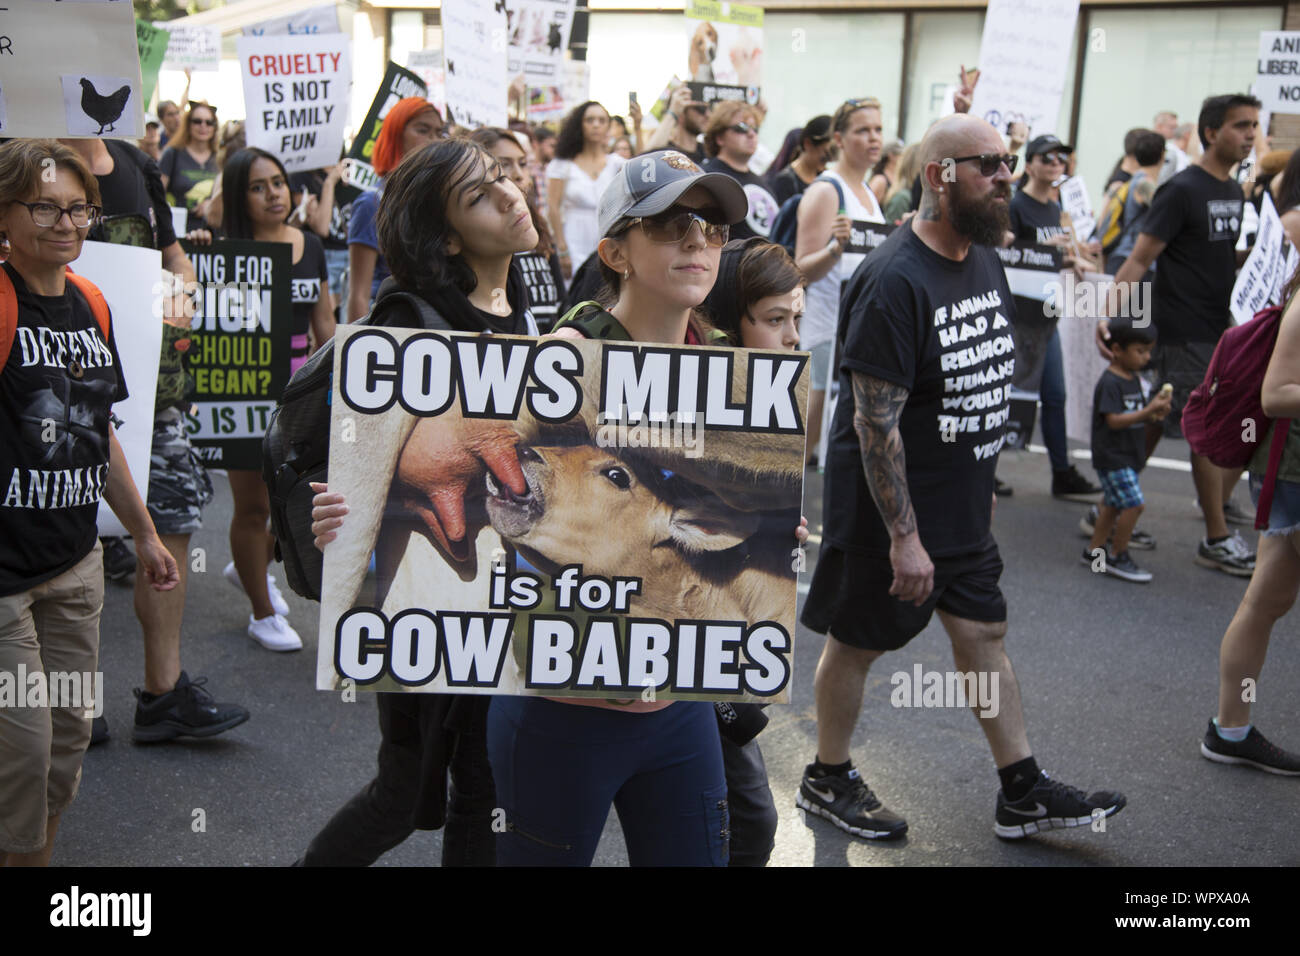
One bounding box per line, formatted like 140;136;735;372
1104;550;1152;583
101;536;136;583
995;771;1126;839
1200;720;1300;775
795;764;908;840
1076;505;1155;549
995;476;1013;497
89;714;110;747
1052;466;1102;502
132;672;250;743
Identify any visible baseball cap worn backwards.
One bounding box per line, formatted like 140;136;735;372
597;149;749;238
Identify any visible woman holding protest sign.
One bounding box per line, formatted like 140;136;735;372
219;147;334;652
159;103;219;233
303;138;542;866
346;99;446;322
547;101;627;282
0;140;178;865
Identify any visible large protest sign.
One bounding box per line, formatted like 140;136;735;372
0;1;142;138
684;0;763;107
159;22;221;73
317;326;808;702
442;0;509;129
136;20;171;109
969;0;1080;137
179;239;292;470
242;5;339;38
406;49;447;117
1231;192;1297;325
1257;32;1300;115
339;63;428;202
505;0;576;87
238;33;351;172
1060;273;1116;445
73;241;164;538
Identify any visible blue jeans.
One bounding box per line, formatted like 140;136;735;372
1040;327;1069;472
488;697;728;866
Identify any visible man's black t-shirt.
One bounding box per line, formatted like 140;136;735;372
1142;165;1244;345
288;170;351;250
1009;190;1068;244
1091;369;1149;473
825;221;1016;557
702;158;780;240
94;141;178;250
1;263;128;596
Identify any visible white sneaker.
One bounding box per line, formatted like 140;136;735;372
247;613;302;652
224;561;290;617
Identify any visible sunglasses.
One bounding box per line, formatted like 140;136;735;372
191;117;217;126
1035;151;1069;165
624;210;729;247
952;152;1019;176
728;122;756;135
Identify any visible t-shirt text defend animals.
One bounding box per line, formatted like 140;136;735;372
825;221;1016;558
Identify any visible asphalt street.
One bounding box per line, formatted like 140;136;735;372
65;434;1298;867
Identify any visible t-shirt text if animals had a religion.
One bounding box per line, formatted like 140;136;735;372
826;222;1015;558
1;264;127;597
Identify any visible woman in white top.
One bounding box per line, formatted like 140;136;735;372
547;101;627;280
794;98;886;464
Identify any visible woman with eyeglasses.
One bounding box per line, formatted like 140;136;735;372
347;99;446;322
702;101;779;241
0;140;178;866
159;103;219;233
547;101;627;283
794;98;887;467
767;116;834;207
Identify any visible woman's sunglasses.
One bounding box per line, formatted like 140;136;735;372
728;122;757;135
191;117;217;127
623;210;729;247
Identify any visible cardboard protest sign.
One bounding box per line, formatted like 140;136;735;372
969;0;1080;137
841;220;894;257
338;62;428;202
238;33;351;172
73;241;164;538
405;49;446;117
1231;192;1294;325
318;327;808;702
242;4;339;38
0;0;142;138
1058;176;1096;244
179;239;292;470
505;0;576;87
684;0;763;107
159;22;221;73
136;20;170;110
1257;32;1300;115
442;0;509;129
992;241;1064;396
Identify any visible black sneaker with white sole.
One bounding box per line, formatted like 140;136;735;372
1077;505;1155;549
796;764;908;840
1105;550;1152;583
995;771;1126;839
1200;720;1300;775
133;672;250;743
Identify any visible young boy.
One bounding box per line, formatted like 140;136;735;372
1084;318;1172;582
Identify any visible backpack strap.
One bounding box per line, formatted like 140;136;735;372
1255;419;1292;531
65;270;112;341
553;301;632;340
0;268;111;374
813;175;847;215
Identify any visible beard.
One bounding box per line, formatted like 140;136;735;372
949;177;1012;246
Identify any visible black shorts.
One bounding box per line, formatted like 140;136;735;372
800;541;1007;652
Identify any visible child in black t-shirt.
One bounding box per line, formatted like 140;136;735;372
1084;319;1172;582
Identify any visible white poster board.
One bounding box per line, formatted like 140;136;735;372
1059;175;1096;244
74;242;164;538
237;33;351;172
442;0;509;129
159;23;222;73
506;0;577;87
406;49;447;117
1230;193;1293;325
684;0;764;104
0;1;143;139
1061;273;1117;445
1257;32;1300;115
969;0;1080;137
242;4;340;37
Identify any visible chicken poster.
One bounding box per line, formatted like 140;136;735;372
178;239;292;470
317;326;809;703
0;1;143;138
441;0;508;130
683;0;763;108
504;0;576;87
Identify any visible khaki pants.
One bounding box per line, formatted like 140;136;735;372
0;542;103;853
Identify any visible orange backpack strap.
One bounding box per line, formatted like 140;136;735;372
65;269;112;342
0;267;15;368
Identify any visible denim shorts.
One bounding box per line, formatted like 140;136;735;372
1250;473;1300;537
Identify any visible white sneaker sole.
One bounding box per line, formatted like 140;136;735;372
1200;742;1300;776
1193;554;1255;577
994;803;1122;839
795;790;908;840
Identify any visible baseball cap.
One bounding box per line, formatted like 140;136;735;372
597;149;748;238
802;115;832;144
1025;134;1074;158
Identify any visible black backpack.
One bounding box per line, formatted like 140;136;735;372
262;287;452;601
767;175;845;256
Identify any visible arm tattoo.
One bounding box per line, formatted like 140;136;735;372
851;371;917;537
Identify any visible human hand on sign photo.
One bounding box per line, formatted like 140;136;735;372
393;417;528;561
954;65;979;114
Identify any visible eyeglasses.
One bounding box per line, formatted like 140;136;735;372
625;211;729;247
951;153;1019;177
728;122;756;135
12;200;101;228
191;117;217;127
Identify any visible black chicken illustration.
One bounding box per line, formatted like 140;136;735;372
446;59;456;75
548;23;562;53
79;78;131;135
494;0;507;14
